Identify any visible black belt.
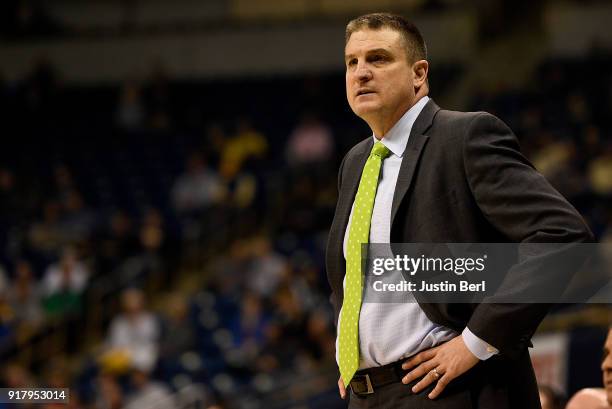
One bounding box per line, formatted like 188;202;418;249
349;360;405;396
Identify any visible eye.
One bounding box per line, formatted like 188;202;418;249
369;54;387;63
346;58;357;68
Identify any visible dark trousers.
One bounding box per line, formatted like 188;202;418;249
348;377;473;409
349;383;476;409
347;355;542;409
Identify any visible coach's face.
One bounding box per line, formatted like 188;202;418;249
603;329;612;405
345;28;426;134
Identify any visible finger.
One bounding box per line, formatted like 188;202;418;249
411;369;439;393
402;347;438;370
428;374;451;399
402;360;438;384
338;378;346;399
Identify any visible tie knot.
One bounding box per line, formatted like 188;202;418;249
371;141;390;159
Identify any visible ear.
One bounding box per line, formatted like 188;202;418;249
412;60;429;89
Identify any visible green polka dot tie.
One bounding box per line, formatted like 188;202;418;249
338;141;391;385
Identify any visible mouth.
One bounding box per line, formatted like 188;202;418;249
356;89;375;97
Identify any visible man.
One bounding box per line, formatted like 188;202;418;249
325;13;593;408
606;329;612;406
566;327;612;409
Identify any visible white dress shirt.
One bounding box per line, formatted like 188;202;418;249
335;96;497;370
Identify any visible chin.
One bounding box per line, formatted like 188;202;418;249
352;102;381;118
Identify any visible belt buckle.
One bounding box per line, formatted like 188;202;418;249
351;374;374;395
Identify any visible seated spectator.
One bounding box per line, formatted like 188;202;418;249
159;293;195;360
124;368;176;409
0;281;15;348
104;288;160;373
304;308;335;364
41;246;89;317
566;327;612;408
41;357;75;395
134;207;178;288
589;147;612;195
2;363;35;389
215;120;267;211
205;122;227;166
285;113;334;167
229;291;269;359
144;64;172;130
171;152;225;214
209;239;250;298
116;80;145;130
219;118;268;181
0;168;24;248
93;373;124;409
53;164;77;204
28;200;64;257
245;236;288;298
255;321;294;374
96;210;139;273
139;208;166;256
0;264;7;294
8;260;43;329
58;189;96;242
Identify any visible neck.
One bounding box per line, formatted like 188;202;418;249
368;90;427;139
369;103;410;139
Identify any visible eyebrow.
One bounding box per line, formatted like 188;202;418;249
344;48;392;62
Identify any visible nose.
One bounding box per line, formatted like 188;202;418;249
355;61;372;82
603;355;612;372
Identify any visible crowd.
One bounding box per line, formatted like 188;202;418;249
0;48;610;408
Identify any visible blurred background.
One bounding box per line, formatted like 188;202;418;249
0;0;610;408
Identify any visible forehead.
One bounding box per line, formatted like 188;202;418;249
345;28;404;56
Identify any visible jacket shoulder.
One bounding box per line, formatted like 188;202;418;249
344;136;371;160
435;109;489;126
435;109;511;130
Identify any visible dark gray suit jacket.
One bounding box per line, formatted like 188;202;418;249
325;99;593;408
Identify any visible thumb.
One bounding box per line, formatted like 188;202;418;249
338;377;347;399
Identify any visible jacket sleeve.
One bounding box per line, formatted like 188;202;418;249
462;112;594;359
328;151;350;328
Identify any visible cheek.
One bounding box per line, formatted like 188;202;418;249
381;84;402;103
346;77;354;98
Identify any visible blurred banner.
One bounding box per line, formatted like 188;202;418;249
531;332;569;393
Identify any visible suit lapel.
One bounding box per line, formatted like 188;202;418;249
334;139;373;249
390;99;440;226
327;139;371;306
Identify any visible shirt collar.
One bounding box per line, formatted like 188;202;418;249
372;96;430;158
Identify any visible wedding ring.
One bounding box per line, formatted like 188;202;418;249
431;368;440;380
